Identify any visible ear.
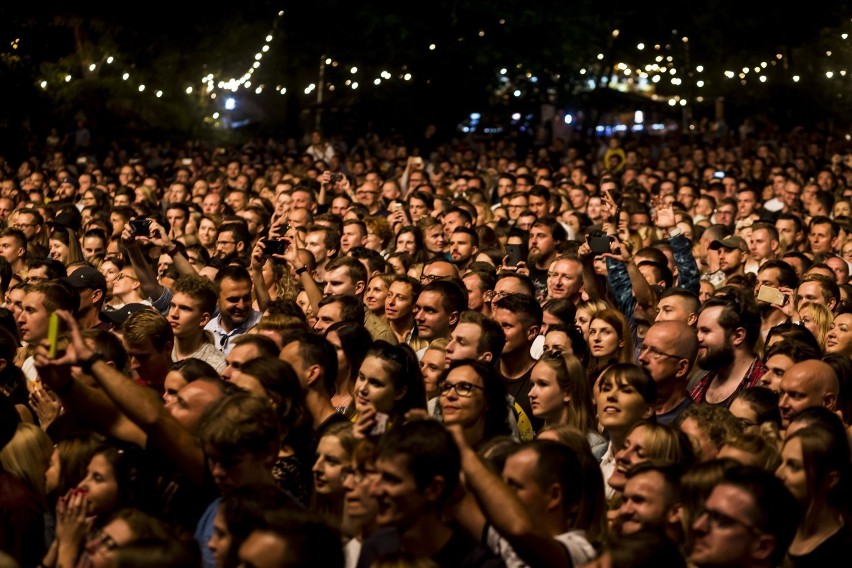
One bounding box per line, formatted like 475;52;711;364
449;310;460;328
200;312;212;328
354;280;366;296
545;482;563;513
676;358;691;379
0;359;7;374
642;403;655;419
92;289;104;305
731;326;747;347
305;364;322;388
422;475;446;506
770;239;780;253
526;324;540;342
687;313;697;327
394;386;408;401
751;534;777;562
829;297;838;311
824;392;838;412
480;351;493;363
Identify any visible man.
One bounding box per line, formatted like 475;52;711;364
777;360;839;429
456;437;597;568
546;256;584;304
320;256;396;343
0;228;27;277
616;461;683;542
506;192;529;222
169;275;226;373
493;293;542;426
442;207;473;241
639;321;698;425
359;420;501;567
61;265;109;330
340;219;367;254
238;510;344;568
420;258;460;285
775;212;805;253
445;310;506;367
385;276;428;351
689;466;800;568
165;203;191;238
13;209;47;251
214;223;250;263
354;181;385;216
225;188;249;213
313;294;364;334
808;216;839;255
17;280;78;381
204;266;261;355
735;187;760;221
690;289;765;407
448;227;479;273
755;260;799;341
24;257;66;285
528;185;552;218
415;279;467;349
279;330;347;432
824;255;849;285
745;223;779;274
796;273;838;312
655;288;700;326
708;235;747;282
462;270;496;317
202;192;225;216
304;224;339;281
122;309;176;392
220;334;280;382
527;217;566;297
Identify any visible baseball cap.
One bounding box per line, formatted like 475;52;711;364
709;235;748;252
62;266;107;292
99;303;151;326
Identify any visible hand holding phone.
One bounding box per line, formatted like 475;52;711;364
757;285;787;306
129;219;151;237
588;234;614;255
506;244;524;266
263;238;288;256
370;412;390;436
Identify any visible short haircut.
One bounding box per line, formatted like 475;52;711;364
230;334;281;359
798;273;840;307
375;420;460;507
697;288;761;349
172;274;218;315
122;309;174;352
324;255;367;287
214;264;252;287
306;224;340;252
342;219;367;237
349;247;386;274
251;509;344;568
493;292;543;327
391;275;422;299
463;270;496;295
31;280;78;316
199;393;280;460
280;330;338;396
494;272;536;297
25;257;67;279
757;260;799;289
809;215;839;237
443;207;473;225
458;311;506;361
776;212;804;233
508;440;586;515
451;226;479;248
657;287;700;314
421;279;468;317
318;294;364;324
530;215;568;242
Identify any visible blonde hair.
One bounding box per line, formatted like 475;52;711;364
0;422;53;496
797;301;833;351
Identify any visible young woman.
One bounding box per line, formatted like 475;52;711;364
352;341;427;434
420;337;449;413
527;352;605;459
99;257;126;310
49;228;83;266
312;422;357;527
606;421;696;494
394;226;428;264
438;359;512;449
728;386;782;435
825;310;852;357
364;274;393;318
325;322;372;418
417;217;446;261
797;301;833;352
588;310;634;386
595;363;656;500
162;358;219;405
341;440;381;568
776;417;852;565
83;508;171;568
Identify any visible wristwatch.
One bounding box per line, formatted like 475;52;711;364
80;352;105;374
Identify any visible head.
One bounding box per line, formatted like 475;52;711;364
354;341;426;419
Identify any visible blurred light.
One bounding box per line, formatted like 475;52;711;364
827;51;832;57
429;43;436;50
122;73;129;80
255;53;262;60
374;78;381;85
511;113;521;120
138;85;145;92
637;43;645;50
500;68;507;75
351;67;358;73
579;68;586;75
266;34;273;42
40;81;47;88
213;112;219;119
759;76;767;82
305;83;316;94
696;65;704;72
256;86;263;94
668;99;676;106
106;56;114;64
682;36;688;42
564;113;573;125
156;90;163;97
280;87;287;94
262;45;269;52
612;29;620;38
697;80;704;87
652;75;661;83
760;61;767;68
478;30;485;37
680;99;687;106
225;98;236;110
470;112;481;120
597;53;604;60
352;82;358;89
88;64;96;71
827;71;834;78
634;110;644;124
325;58;332;65
403;73;412;81
513;89;521;97
793;75;800;82
65;75;72;82
252;62;260;69
725;71;735;78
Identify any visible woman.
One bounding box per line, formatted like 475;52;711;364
420;338;449;414
825;310;852;356
728;386;782;434
364;217;392;255
798;301;833;351
0;422;52;502
100;257;126;310
83;508;171;568
606;420;696;494
341;440;381;568
776;417;852;565
197;215;220;258
542;324;591;369
230;357;315;506
49;228;83;266
386;252;414;276
312;422;358;527
588;309;633;374
575;299;610;340
162;359;218;405
352;341;427;433
527;352;605;459
595;363;656;500
407;191;433;224
325;322;372;418
438;359;511;449
417;217;446;260
364;274;393;318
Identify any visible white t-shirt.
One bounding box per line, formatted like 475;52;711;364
484;525;597;567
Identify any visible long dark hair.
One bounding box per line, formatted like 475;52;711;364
439;359;511;445
365;341;427;423
325;321;372;383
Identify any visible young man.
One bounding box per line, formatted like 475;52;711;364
527;217;566;297
448;227;479;273
169;275;226;373
414;280;467;350
304;224;339;281
205;266;261;355
385;276;428;351
17;280;78;381
0;228;27;277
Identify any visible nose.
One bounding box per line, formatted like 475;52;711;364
324;283;333;295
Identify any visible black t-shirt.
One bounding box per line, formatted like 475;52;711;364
501;366;543;433
357;525;504;568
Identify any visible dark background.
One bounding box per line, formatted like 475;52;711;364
0;1;849;158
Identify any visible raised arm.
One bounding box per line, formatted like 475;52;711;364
148;220;197;277
122;224;165;301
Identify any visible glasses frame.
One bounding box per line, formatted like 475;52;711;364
439;380;485;398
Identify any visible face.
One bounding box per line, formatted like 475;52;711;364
689;485;763;567
323;266;360;297
776;436;808;503
365;277;389;314
343;459;380;524
618;470;673;535
408;198;428;221
547;259;582;300
162;370;188;405
494;307;536;355
208;507;232;568
305;231;331;266
419;348;446;399
439;365;488;429
18;291;49;343
609;425;650;492
758;353;793;393
446;322;484;364
0;236;24;265
696;306;735;371
354;355;401;414
778;369;830;428
423;225;446;254
448;233;476;266
415;290;455;341
77;453;120;516
85;518;135;568
655;295;691;324
588;318;622;360
371;454;426;527
313;435;349;495
164;381;222;433
340;224;365;253
312;301;342;335
168;292;209;339
809;223;836;254
826;313;852;355
596;375;651;434
218;277;253;329
775;219;800;248
528;361;567;421
501;449;550;521
385;281;415;322
574;308;594;339
395;232;416;255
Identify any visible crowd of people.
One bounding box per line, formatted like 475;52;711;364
0;123;850;567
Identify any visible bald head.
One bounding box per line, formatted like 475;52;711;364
778;360;839;428
649;321;698;359
639;321;698;384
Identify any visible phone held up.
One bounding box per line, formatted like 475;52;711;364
129;219;151;237
505;244;524;266
587;231;614;255
757;285;787;307
263;238;288;256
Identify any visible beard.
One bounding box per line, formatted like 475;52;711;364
759;302;777;320
528;248;549;266
698;336;735;371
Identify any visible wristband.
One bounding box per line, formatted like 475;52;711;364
295;266;308;276
667;226;683;239
166;244;181;256
80;352;105;375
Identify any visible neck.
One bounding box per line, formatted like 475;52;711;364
654;379;689;415
543;407;570;430
762;309;788;330
716;349;755;383
389;316;415;342
333;376;353;399
462;419;487;448
117;290;144;304
398;515;454;559
175;333;205;357
608;429;628;453
798;507;843;539
78;306;100;329
500;350;534;379
306;390;338;427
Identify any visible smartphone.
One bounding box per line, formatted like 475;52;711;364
713;170;726;179
263;238;288;256
48;313;59;358
391;202;404;211
411;157;424;169
757;285;786;306
506;244;524;266
129;219;151;237
588;234;614;255
370;412;389;436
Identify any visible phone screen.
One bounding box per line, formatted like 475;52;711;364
506;244;524;266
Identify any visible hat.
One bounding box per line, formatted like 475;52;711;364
709;235;748;252
47;209;82;232
62;266;107;292
99;303;150;326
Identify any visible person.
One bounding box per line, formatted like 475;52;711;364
364;274;393;318
415;279;467;349
204;265;261;354
352;341;426;435
690;289;766;408
238;508;345;568
574;299;609;340
313;421;358;527
677;404;742;462
17;280;79;383
615;461;685;542
777;360;840;430
688;466;801;568
325;321;372;418
797;301;833;351
385;275;428;351
80;507;173;568
638;321;698;425
546;255;584;304
437;359;511;449
527;351;605;458
728;387;782;434
595;364;656;500
825;309;852;356
493;293;542;428
357;420;502;567
168;274;226;373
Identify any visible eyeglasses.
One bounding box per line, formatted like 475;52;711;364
115;273;138;282
439;381;485;398
697;507;762;535
216;240;236;247
341;466;377;484
13;223;37;229
420;273;442;284
639;344;682;361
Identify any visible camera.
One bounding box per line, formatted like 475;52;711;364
587;231;614;255
329;173;343;185
129;219;151;237
263;238;288;256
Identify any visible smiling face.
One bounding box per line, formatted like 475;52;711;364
609;425;648;492
438;365;488;431
354;355;401;414
312;435;349;496
595;375;652;438
364;277;389;315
